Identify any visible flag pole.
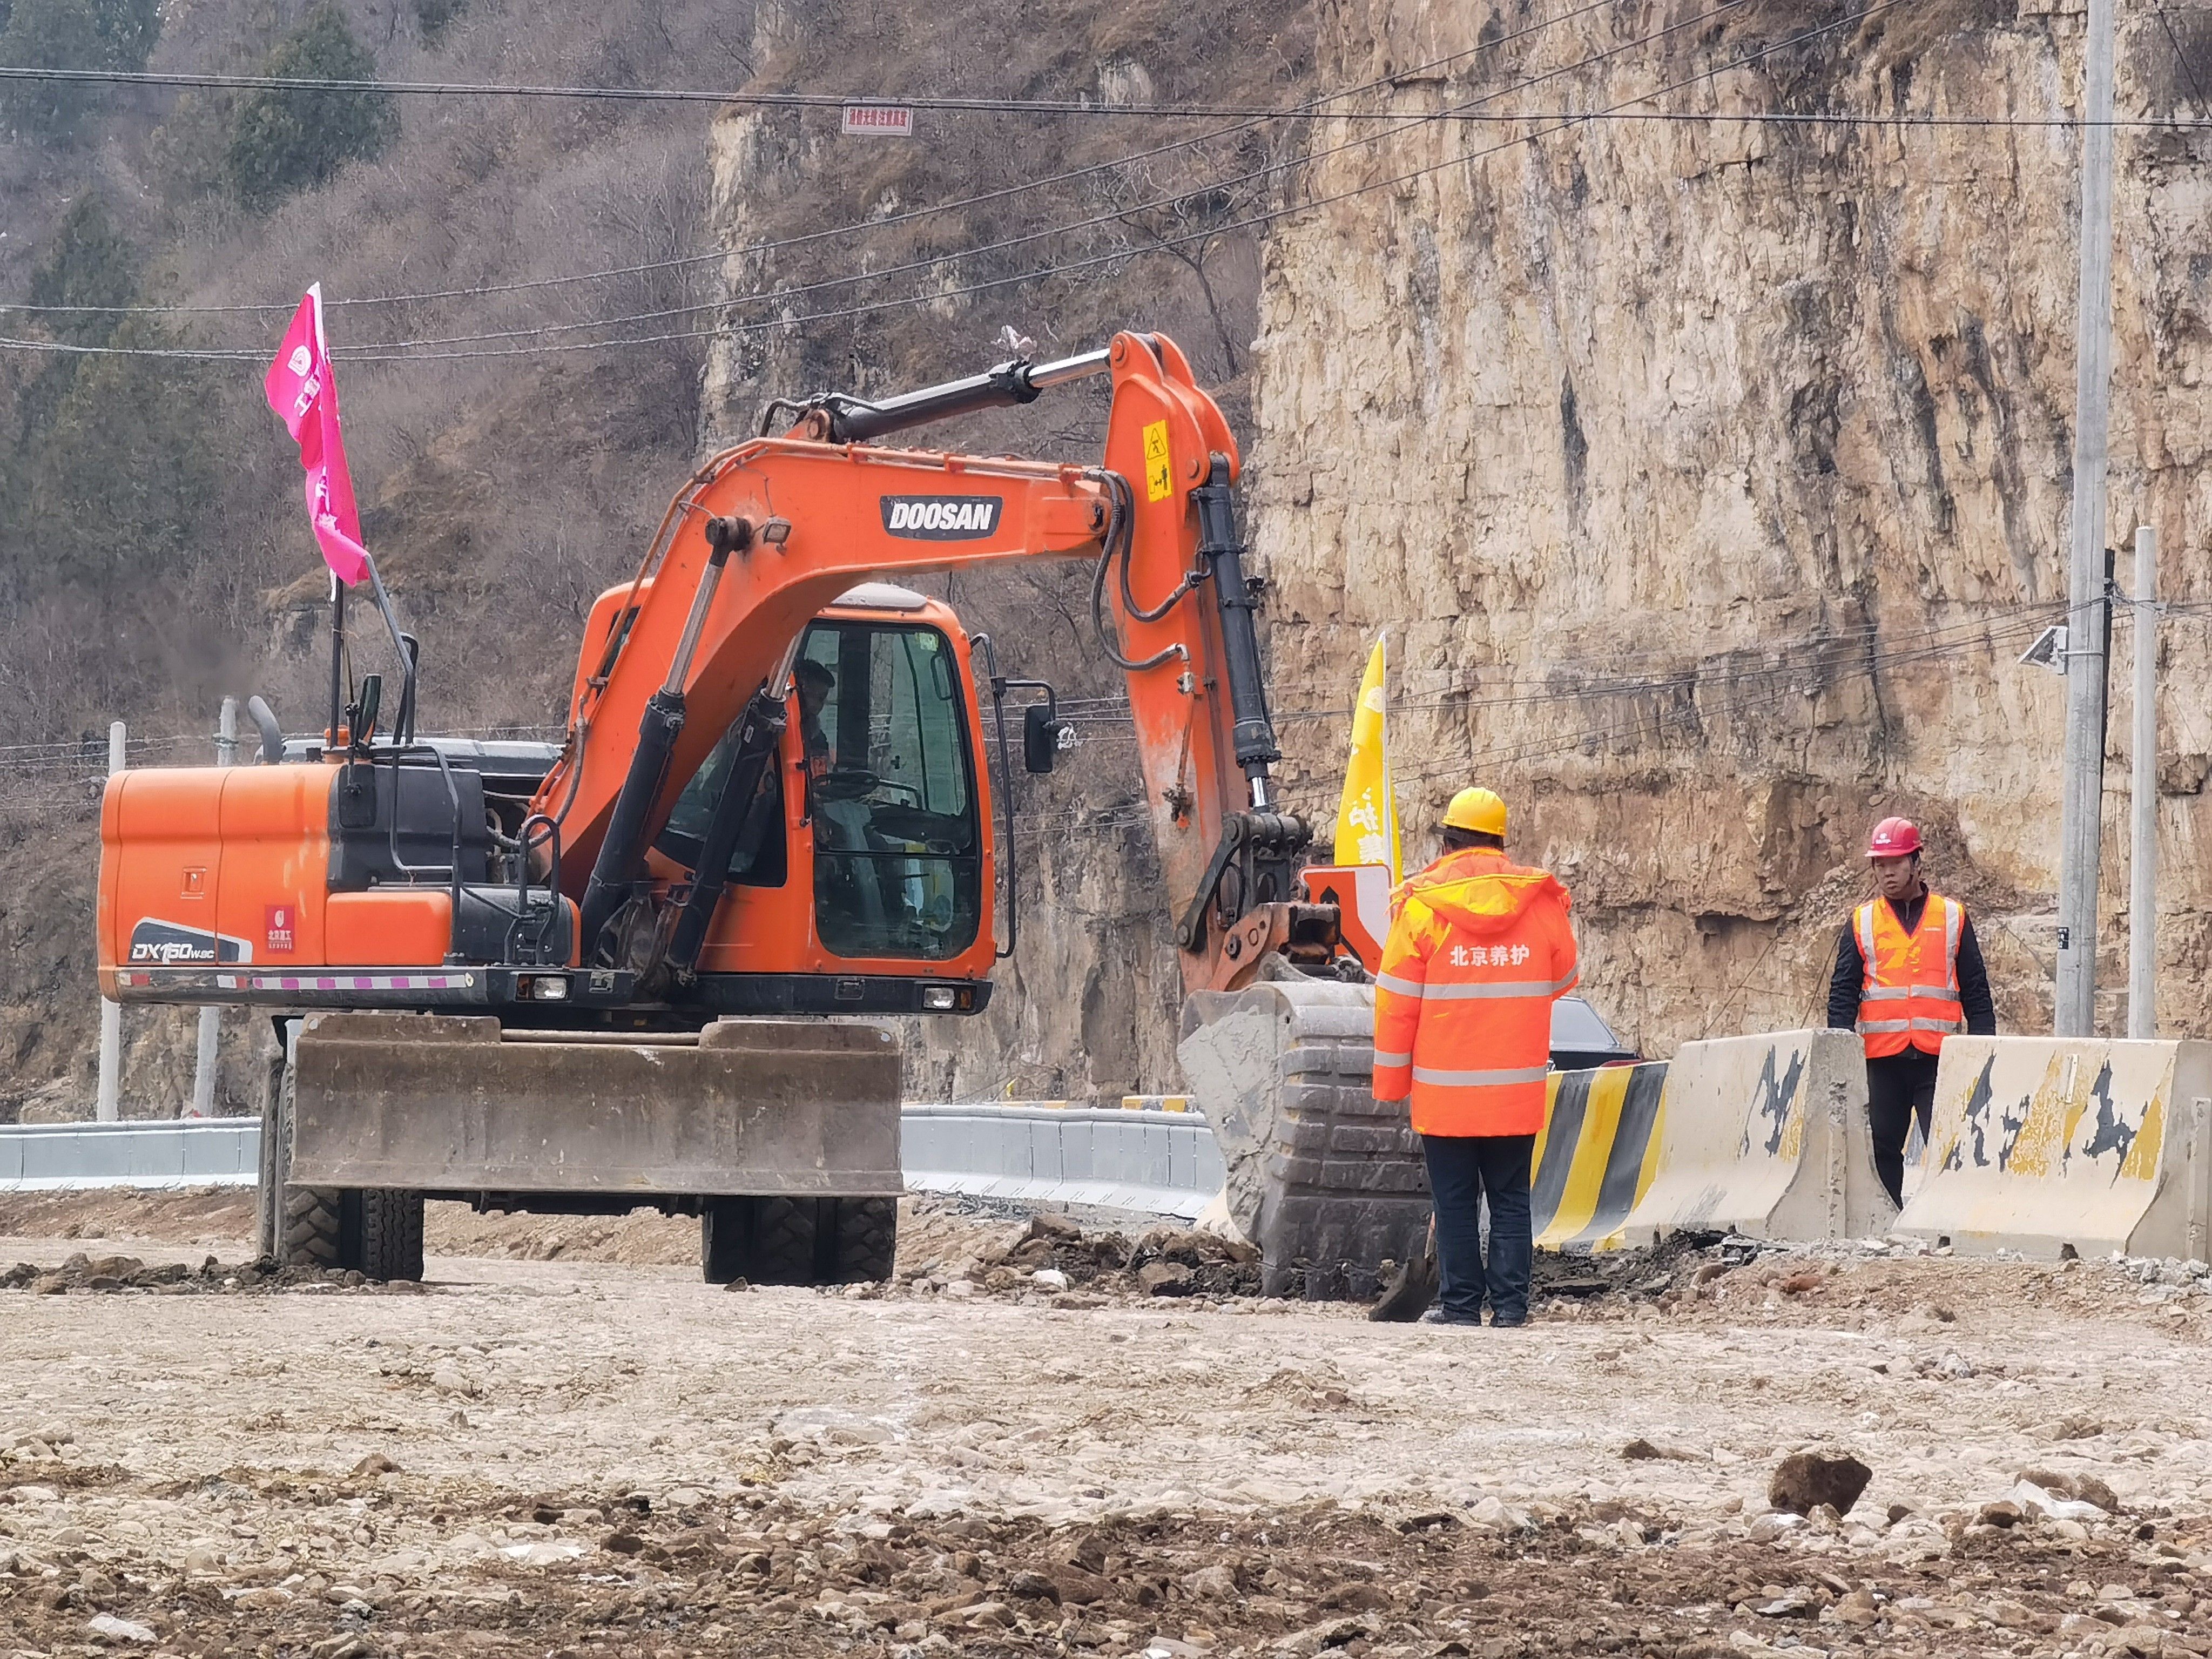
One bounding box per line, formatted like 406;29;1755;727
1377;628;1398;881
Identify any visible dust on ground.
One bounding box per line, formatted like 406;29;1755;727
1;1190;2209;1656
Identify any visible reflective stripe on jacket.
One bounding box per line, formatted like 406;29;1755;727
1854;889;1966;1059
1372;847;1577;1137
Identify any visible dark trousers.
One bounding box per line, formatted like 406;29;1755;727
1866;1047;1941;1209
1421;1132;1536;1322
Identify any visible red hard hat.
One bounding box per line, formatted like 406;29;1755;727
1867;817;1923;858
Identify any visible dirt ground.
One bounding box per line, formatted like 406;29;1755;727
1;1190;2209;1658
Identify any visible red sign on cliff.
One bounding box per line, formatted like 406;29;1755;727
841;104;914;137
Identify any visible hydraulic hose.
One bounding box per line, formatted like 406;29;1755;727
1088;470;1188;674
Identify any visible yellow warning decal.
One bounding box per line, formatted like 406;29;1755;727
1142;419;1173;502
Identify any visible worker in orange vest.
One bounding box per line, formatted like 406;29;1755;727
1826;817;1996;1208
1373;787;1577;1327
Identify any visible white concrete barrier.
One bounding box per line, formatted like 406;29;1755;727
1618;1029;1894;1245
1895;1037;2212;1260
5;1108;1225;1219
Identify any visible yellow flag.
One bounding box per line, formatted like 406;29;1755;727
1333;634;1399;879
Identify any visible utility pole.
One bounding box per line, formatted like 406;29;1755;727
2129;527;2158;1038
2056;0;2117;1037
96;719;125;1122
187;697;238;1117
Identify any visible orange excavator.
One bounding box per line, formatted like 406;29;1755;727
97;333;1428;1291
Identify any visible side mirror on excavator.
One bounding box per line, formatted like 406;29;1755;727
1023;703;1069;774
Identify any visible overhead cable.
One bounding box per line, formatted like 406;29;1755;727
0;0;1623;317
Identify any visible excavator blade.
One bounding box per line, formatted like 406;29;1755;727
288;1013;902;1199
1177;978;1431;1300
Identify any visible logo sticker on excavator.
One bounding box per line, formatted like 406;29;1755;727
127;918;252;967
880;495;1003;539
1142;419;1172;502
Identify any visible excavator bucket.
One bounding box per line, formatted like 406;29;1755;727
1177;979;1431;1299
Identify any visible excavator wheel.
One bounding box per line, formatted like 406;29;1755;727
344;1188;426;1283
264;1033;425;1281
1178;977;1431;1300
826;1196;898;1283
702;1196;898;1286
268;1063;345;1272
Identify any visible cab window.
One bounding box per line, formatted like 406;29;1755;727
798;620;981;960
657;718;788;888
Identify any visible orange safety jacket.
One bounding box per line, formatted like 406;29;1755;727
1372;847;1577;1137
1854;888;1966;1058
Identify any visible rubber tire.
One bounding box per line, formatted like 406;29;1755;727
700;1196;819;1285
700;1197;894;1285
826;1196;898;1284
345;1188;426;1283
746;1197;820;1285
271;1063;345;1271
701;1199;747;1285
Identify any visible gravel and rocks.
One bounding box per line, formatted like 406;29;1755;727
0;1250;417;1297
1;1189;2209;1654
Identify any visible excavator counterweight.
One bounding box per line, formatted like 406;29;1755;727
99;332;1410;1296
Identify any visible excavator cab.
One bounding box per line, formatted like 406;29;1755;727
652;585;990;972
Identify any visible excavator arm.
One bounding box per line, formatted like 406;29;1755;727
532;331;1337;994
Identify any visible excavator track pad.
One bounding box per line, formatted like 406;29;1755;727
1178;979;1429;1299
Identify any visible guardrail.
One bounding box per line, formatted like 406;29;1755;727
0;1118;262;1190
902;1104;1220;1218
0;1106;1224;1218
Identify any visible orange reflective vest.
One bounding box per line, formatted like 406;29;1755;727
1854;889;1966;1059
1372;848;1577;1137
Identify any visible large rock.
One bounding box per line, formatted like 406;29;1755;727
1768;1452;1872;1518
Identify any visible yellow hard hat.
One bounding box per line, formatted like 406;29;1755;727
1443;786;1507;838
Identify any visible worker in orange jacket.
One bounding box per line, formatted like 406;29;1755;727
1826;816;1995;1207
1373;787;1577;1327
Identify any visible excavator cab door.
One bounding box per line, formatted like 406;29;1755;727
792;618;983;962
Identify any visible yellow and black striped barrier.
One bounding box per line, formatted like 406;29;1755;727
1530;1062;1669;1251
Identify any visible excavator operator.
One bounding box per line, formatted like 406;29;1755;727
795;658;837;781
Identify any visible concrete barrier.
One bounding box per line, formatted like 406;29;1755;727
1618;1029;1894;1245
1531;1063;1668;1250
1895;1037;2212;1260
900;1104;1223;1219
0;1119;260;1190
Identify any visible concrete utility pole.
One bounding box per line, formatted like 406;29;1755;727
2056;0;2118;1037
95;719;125;1122
187;698;239;1117
2129;527;2159;1038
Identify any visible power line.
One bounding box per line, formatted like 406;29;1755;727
2157;5;2212;117
0;0;1758;351
333;0;1761;353
0;59;1803;118
7;111;2191;327
1016;603;2082;835
0;0;1626;319
0;4;2056;364
1055;597;2072;731
0;1;2021;377
314;0;1913;363
1313;608;2071;798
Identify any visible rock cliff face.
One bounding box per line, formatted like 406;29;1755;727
703;0;2212;1095
1250;0;2212;1052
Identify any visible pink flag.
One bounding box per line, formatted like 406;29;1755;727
263;284;369;587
